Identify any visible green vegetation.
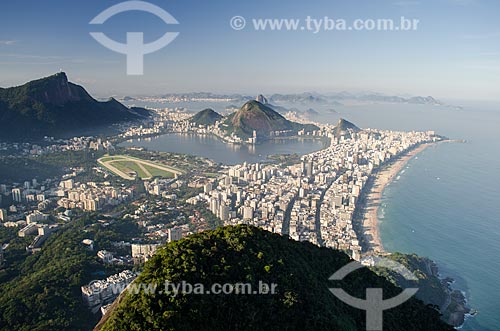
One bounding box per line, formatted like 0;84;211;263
98;225;453;331
373;253;470;327
373;253;446;308
0;213;145;331
145;165;174;178
0;72;148;140
0;215;100;331
189;108;223;126
222;101;319;139
98;155;180;180
190;201;223;229
267;153;303;167
119;148;219;175
113;161;149;178
0;150;105;183
0;157;62;183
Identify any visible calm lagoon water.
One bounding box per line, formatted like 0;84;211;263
119;133;325;165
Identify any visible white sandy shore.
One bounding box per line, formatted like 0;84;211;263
359;143;433;254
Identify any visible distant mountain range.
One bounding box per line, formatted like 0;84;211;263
220;100;318;139
0;73;150;140
328;92;458;107
124;91;461;109
267;93;329;104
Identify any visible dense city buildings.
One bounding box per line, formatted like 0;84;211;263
0;102;442;323
189;126;439;260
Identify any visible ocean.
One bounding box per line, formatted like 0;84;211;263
348;103;500;331
126;99;500;330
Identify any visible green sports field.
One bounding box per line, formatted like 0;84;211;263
98;155;182;180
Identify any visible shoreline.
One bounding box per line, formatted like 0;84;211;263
357;142;434;254
357;140;474;328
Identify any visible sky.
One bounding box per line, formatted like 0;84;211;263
1;0;500;100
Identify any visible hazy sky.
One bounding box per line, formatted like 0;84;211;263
1;0;499;100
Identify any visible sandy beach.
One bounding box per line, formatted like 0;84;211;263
357;143;433;254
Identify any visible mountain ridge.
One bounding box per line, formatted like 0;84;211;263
122;92;460;109
0;73;150;140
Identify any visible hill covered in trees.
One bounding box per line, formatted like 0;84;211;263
189;108;223;126
97;225;453;331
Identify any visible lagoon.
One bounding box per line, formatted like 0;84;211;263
119;133;325;165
